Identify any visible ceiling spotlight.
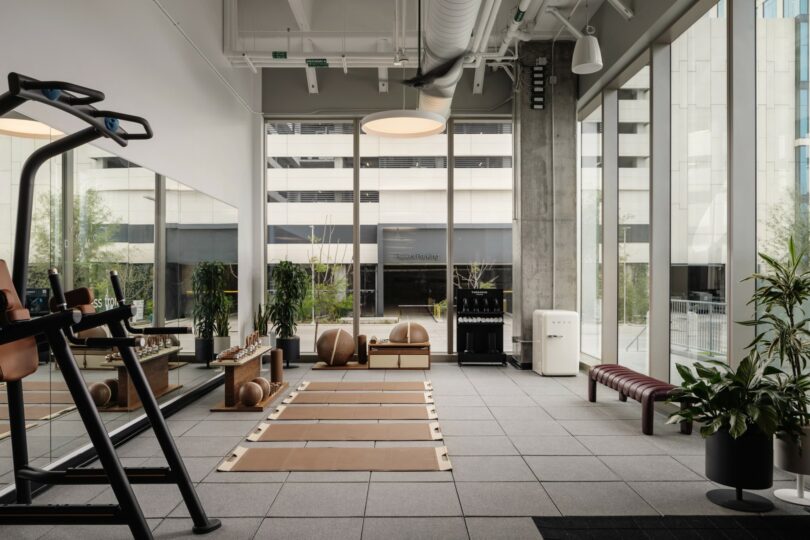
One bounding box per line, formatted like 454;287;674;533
360;110;446;138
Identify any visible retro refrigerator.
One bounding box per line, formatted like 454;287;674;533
532;310;580;376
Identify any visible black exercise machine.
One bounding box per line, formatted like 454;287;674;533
0;72;220;537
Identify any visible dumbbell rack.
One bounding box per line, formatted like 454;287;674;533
456;289;506;365
209;345;288;412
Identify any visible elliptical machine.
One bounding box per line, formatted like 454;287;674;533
0;73;220;537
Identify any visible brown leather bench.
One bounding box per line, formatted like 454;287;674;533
588;364;692;436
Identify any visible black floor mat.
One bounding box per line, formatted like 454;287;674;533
532;515;810;539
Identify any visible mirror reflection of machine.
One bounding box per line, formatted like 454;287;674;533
456;288;505;365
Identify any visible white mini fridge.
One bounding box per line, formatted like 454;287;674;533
532;310;580;376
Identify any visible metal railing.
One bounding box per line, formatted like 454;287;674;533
670;299;727;357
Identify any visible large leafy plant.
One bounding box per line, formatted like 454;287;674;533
213;297;231;338
742;237;810;442
191;261;227;340
268;261;308;339
667;352;783;439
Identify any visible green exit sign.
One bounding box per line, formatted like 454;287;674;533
306;58;329;68
272;51;287;59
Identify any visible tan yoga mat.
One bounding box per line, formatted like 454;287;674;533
0;404;75;421
1;391;75;404
283;391;433;405
269;404;437;420
20;381;70;391
298;381;431;392
219;446;451;472
248;421;444;442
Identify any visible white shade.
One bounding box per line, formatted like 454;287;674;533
572;34;603;75
361;110;446;138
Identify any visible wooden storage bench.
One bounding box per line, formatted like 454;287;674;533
368;341;430;369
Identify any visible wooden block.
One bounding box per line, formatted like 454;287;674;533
369;354;398;369
400;355;430;369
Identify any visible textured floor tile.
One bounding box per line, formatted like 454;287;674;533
509;436;591;456
525;456;619;481
142;455;220;482
255;517;362;539
451;456;535;482
599;455;703;481
286;471;370;482
438;420;505;436
480;394;537;407
434;406;494;420
542;406;612;421
183;420;264;437
576;435;667;456
628;481;743;515
38;519;161;539
92;484;184;518
203;470;289;483
153;517;262;539
370;471;454;482
268;482;368;517
365;482;462;516
444;436;518;456
362;517;468;540
498;420;569;437
169;482;282;517
172;435;245;457
466;517;543;539
432;395;486;407
648;432;706;455
456;482;559;516
489;406;554;422
558;420;640;436
542;481;658;516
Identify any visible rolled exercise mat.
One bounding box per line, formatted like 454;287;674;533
247;421;444;442
270;348;284;383
268;404;437;421
283;391;433;405
219;446;451;472
297;381;431;392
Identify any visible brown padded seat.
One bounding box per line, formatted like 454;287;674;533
49;287;95;314
0;260;38;382
588;364;692;436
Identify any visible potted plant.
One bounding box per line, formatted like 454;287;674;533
269;261;308;368
742;238;810;505
213;297;231;355
253;302;272;347
191;261;227;366
667;352;783;512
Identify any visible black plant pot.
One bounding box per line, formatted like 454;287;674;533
276;336;300;369
705;426;774;512
195;337;214;368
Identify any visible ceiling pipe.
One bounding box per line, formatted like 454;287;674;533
545;6;583;39
496;0;538;57
605;0;634;20
470;0;498;56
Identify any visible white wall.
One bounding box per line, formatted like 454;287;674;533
0;0;263;337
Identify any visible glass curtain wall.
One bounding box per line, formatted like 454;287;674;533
669;6;728;383
618;66;651;373
266;121;355;352
359;124;448;351
452;121;514;352
580;107;603;359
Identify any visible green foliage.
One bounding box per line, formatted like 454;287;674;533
269;261;308;339
253;302;271;335
618;262;649;324
191;261;227;339
301;258;353;323
214;297;231;338
741;237;810;442
667;351;784;439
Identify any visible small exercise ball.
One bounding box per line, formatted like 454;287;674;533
103;378;119;402
389;322;429;344
252;377;272;400
316;328;355;366
88;382;111;407
239;381;263;407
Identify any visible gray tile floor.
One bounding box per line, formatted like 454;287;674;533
2;363;807;539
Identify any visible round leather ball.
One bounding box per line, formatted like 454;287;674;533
239;381;263;407
252;377;272;400
316;328;355;366
389;322;429;344
88;382;111;407
103;378;119;402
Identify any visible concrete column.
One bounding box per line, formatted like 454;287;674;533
61;151;74;291
601;89;619;365
512;41;578;367
154;174;166;327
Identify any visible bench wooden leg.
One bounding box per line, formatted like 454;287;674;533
618;392;627;402
588;376;597;402
641;394;655;435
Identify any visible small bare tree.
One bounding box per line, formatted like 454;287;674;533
454;261;497;289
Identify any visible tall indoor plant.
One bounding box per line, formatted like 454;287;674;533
191;261;227;366
213;297;231;355
742;238;810;505
253;302;272;347
269;260;308;368
668;352;783;511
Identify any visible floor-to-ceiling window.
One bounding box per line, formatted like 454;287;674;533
266;121;355;352
670;6;728;382
580;106;603;360
618;66;651;373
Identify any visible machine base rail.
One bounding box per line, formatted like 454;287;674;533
17;465;176;485
0;503;125;524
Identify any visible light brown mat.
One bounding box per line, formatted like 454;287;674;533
1;391;74;404
219;446;451;472
312;362;368;370
298;381;431;392
283;391;433;405
0;422;38;439
20;381;70;391
248;421;443;442
0;404;75;421
269;404;437;420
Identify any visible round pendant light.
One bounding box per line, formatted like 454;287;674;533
360;109;446;138
0;118;63;139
